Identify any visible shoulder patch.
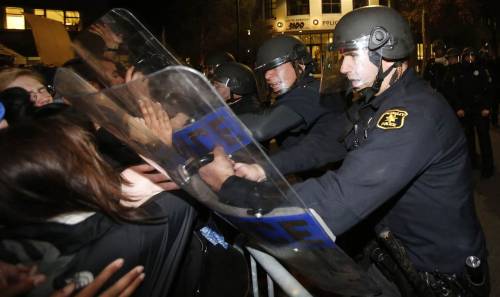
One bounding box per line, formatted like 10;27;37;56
377;109;408;130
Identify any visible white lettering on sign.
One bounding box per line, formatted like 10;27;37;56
322;20;339;27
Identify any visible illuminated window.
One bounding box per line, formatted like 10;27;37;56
417;43;424;60
287;0;309;16
28;9;81;30
5;7;25;30
34;9;45;16
65;11;80;30
322;0;341;14
264;0;277;19
353;0;368;9
46;10;64;23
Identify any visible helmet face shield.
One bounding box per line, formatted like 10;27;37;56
321;36;377;95
255;62;297;96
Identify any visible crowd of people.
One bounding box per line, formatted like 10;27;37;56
423;41;498;178
0;5;496;297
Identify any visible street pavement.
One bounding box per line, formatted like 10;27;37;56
474;125;500;295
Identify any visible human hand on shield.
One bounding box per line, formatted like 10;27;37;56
138;99;172;146
89;23;123;51
199;146;235;191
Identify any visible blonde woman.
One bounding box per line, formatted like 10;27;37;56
0;67;54;107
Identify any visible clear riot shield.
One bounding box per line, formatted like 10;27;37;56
70;8;181;88
54;65;379;296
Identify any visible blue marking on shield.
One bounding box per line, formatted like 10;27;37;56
232;211;336;249
173;107;252;157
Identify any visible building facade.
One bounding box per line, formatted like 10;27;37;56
0;0;112;65
262;0;391;73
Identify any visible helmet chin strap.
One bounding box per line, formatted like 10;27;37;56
227;91;242;105
357;54;400;103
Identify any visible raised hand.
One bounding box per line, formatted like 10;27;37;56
138;99;172;146
89;23;123;50
0;261;46;297
50;259;144;297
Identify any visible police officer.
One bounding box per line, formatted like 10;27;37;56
456;47;495;178
212;62;262;115
199;6;489;297
441;47;462;109
479;45;500;126
238;35;331;149
203;51;236;79
423;39;448;94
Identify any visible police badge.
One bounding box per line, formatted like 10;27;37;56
377;109;408;130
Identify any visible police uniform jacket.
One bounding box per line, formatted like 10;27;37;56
456;62;492;114
221;69;486;274
239;75;330;149
442;63;463;110
269;111;348;176
230;94;262;115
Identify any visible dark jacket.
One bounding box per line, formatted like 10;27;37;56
239;75;330;148
442;63;463;110
456;62;492;113
221;69;486;274
229;94;262;115
0;192;197;297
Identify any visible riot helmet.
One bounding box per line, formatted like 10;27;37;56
255;35;312;72
204;51;236;78
212;62;257;98
322;6;414;99
446;48;460;58
431;39;447;57
255;35;312;96
445;48;461;64
462;47;477;64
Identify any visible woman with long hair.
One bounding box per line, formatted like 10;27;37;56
0;116;198;296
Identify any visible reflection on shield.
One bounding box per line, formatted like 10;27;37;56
69;8;181;90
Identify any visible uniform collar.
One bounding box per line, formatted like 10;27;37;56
362;68;414;110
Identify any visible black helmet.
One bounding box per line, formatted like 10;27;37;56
213;62;257;96
333;6;414;60
431;39;446;52
255;35;312;71
462;47;477;57
445;48;460;58
205;51;236;68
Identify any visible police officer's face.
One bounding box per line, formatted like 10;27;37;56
447;56;459;65
264;62;297;95
213;80;231;101
340;48;378;91
464;54;476;64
